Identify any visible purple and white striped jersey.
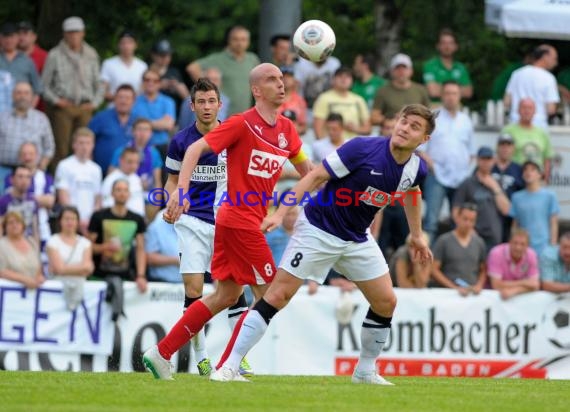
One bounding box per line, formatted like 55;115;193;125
165;123;226;225
304;137;427;242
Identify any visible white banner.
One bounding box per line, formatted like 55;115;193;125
0;280;113;355
1;281;569;379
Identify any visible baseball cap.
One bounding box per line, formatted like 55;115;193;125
390;53;413;69
62;16;85;32
281;109;297;121
477;146;494;158
497;133;514;144
152;39;173;55
17;21;34;32
1;22;18;36
280;65;295;75
522;160;542;173
119;29;136;40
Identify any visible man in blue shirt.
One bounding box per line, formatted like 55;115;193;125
89;84;138;173
133;69;175;157
211;104;435;384
145;209;180;283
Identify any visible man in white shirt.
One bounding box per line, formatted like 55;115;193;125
54;127;102;235
504;45;560;129
294;54;340;109
418;81;475;242
101;147;144;217
312;113;346;163
100;30;147;102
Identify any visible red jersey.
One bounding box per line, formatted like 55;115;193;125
205;107;302;230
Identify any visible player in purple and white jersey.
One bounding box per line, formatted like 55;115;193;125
211;104;435;384
163;78;250;377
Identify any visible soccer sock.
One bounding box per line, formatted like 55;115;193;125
227;292;248;331
184;295;209;362
217;298;278;371
157;300;213;360
355;308;392;375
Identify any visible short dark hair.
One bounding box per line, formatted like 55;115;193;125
11;164;31;176
115;83;136;96
190;78;221;103
270;34;290;46
358;53;376;70
438;28;456;42
532;45;553;61
399;104;437;135
326;113;344;124
133;117;152;129
458;202;478;213
225;25;248;45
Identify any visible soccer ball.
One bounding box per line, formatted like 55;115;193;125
541;296;570;350
293;20;336;63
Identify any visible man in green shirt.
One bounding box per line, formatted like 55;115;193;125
351;53;385;109
422;28;472;101
186;25;260;115
371;53;430;126
500;98;554;180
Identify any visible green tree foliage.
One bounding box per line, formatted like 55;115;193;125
1;0;564;108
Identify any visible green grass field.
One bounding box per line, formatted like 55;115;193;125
2;372;569;412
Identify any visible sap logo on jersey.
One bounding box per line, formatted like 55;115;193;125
248;149;287;178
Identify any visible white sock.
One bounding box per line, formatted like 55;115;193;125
226;310;268;371
228;307;247;331
355;324;390;375
191;328;208;363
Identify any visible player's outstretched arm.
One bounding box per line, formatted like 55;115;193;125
165;138;212;222
261;164;331;233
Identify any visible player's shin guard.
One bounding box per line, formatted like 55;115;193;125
158;300;213;360
228;292;248;331
218;298;278;371
185;296;209;363
355;308;392;375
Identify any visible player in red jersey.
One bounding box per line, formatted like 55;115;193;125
142;63;312;380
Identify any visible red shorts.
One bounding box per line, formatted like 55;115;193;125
211;224;277;285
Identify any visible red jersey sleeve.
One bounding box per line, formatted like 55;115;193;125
204;115;244;154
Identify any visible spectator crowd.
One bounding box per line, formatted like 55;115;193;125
1;17;570;315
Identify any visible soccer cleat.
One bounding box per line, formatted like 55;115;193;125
142;345;174;380
351;371;394;385
197;358;213;376
239;357;254;377
210;365;250;382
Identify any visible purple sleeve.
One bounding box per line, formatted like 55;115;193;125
322;138;368;179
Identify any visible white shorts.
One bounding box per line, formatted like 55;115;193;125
280;211;389;284
174;214;215;274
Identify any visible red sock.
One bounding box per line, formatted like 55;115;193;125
216;310;248;369
158;300;213;360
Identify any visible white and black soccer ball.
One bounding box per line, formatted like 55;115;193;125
293;20;336;63
542;296;570;350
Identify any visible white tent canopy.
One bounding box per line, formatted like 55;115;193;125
485;0;570;40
